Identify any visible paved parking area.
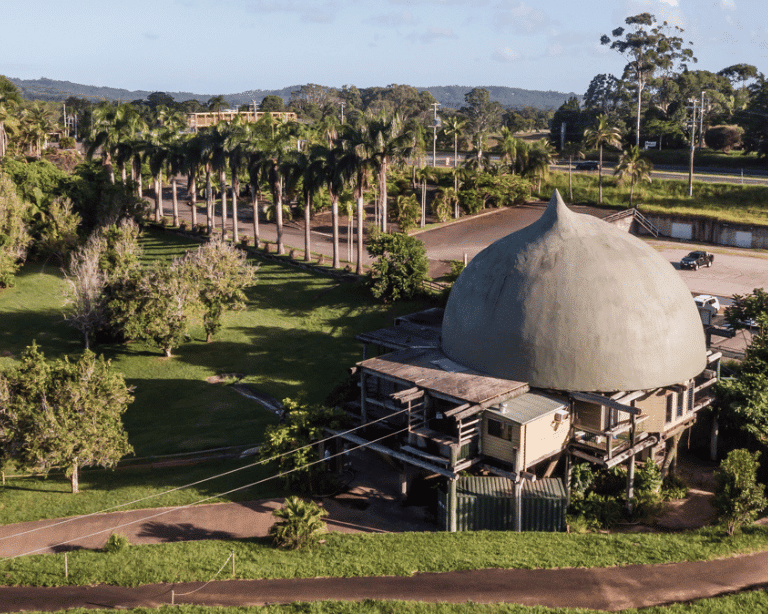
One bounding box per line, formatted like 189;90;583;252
416;204;768;300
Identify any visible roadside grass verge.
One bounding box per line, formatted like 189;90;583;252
0;228;427;522
3;525;768;587
541;171;768;226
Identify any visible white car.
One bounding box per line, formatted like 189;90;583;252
694;294;720;315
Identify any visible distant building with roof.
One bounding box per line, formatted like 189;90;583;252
332;191;720;532
185;110;297;130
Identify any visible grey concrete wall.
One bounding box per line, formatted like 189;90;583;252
635;213;768;249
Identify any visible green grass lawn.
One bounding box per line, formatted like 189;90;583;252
3;525;768;587
0;228;426;523
9;592;768;614
26;593;768;614
542;171;768;226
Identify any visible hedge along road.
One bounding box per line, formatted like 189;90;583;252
2;551;768;612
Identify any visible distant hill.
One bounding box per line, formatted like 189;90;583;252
7;77;579;110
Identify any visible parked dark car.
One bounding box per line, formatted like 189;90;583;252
575;161;600;171
680;251;714;270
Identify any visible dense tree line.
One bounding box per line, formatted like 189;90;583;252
551;12;768;159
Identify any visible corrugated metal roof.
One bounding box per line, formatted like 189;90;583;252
457;476;514;498
486;392;566;424
522;477;567;500
359;348;528;406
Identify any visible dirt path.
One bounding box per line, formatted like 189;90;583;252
2;551;768;612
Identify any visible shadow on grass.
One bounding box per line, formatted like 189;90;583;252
120;376;277;457
137;521;236;542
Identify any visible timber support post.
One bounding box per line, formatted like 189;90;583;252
448;477;458;532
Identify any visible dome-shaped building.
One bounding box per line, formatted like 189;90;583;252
349;191;721;532
442;190;706;392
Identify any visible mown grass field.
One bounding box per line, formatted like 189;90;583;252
3;526;768;587
0;228;426;523
541;170;768;226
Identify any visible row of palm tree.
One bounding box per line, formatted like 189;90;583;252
86;106;417;274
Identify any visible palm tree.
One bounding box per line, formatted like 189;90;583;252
0;81;21;158
181;132;204;227
498;127;520;166
367;114;413;233
283;146;325;262
0;102;19;158
20;103;56;159
224;119;251;244
199;125;227;234
524;139;556;193
207;95;229;123
584;115;622;205
562;141;585;202
165;136;186;227
338;122;381;273
318;144;346;269
250;115;295;254
614;145;653;207
88;103;141;184
142;129;169;223
415;167;436;228
442;116;465;169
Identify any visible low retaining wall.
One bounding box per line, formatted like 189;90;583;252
634;213;768;249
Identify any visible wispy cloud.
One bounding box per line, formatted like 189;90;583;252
721;0;736;10
420;27;457;42
247;0;340;23
494;1;555;34
367;10;416;27
492;47;520;62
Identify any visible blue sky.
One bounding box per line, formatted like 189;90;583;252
1;0;766;97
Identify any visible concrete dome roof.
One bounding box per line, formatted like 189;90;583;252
441;191;706;392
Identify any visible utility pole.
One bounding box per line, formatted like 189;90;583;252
431;102;441;167
699;90;707;149
340;101;345;125
687;98;698;197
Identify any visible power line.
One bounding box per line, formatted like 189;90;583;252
0;423;412;561
0;406;412;547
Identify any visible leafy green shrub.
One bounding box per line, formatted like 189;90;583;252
431;191;453;223
714;449;767;535
592;465;626;497
569;462;595;499
565;514;593;534
631;491;663;522
367;230;430;302
269;496;328;549
635;458;663;495
569;492;623;530
662;473;690;501
105;533;130;553
394;194;420;233
259;399;347;492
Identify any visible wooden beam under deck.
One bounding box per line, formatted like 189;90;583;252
570;433;657;468
327;429;457;478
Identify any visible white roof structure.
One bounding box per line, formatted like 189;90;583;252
442;191;706;392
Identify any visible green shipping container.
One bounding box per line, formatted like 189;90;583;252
438;476;566;532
